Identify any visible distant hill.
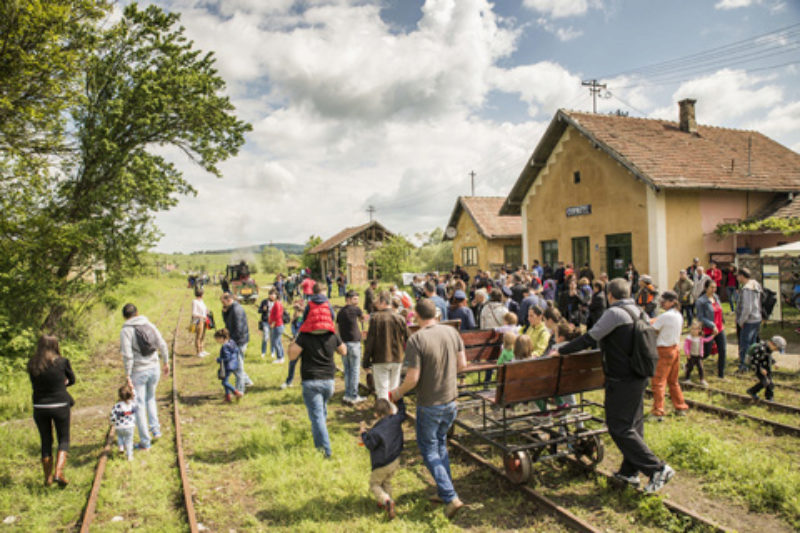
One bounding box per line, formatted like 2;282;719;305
190;243;304;256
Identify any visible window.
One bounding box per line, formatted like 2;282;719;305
541;240;558;267
504;245;522;268
461;246;478;266
573;171;581;184
572;237;590;270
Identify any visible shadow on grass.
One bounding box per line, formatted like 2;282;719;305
179;393;218;406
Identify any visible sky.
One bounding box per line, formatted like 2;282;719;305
130;0;800;253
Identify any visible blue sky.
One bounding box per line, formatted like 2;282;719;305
139;0;800;253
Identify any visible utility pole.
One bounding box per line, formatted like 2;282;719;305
366;204;376;222
582;79;607;113
469;170;476;196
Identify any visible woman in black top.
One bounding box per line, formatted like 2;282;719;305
27;335;75;487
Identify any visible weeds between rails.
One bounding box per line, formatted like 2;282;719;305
77;301;198;533
680;381;800;416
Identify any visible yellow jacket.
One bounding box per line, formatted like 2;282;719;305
527;322;551;357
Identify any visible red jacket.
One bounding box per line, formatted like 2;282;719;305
300;278;315;296
299;298;335;333
269;300;284;327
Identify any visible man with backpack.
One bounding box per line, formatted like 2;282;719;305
556;278;674;493
120;303;170;451
735;268;763;373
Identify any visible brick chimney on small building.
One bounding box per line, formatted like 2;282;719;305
678;98;697;134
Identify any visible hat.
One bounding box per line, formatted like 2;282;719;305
640;274;652;284
453;290;467;300
770;335;787;353
661;290;678;301
501;286;512;297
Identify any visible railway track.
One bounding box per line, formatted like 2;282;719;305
77;301;198;532
644;389;800;437
680;381;800;416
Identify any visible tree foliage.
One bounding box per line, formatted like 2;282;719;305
301;235;323;275
371;235;414;283
0;3;251;357
261;246;287;276
714;217;800;238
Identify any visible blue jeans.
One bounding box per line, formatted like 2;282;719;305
285;358;299;385
416;402;459;504
132;366;160;447
116;426;134;459
727;287;737;312
301;379;335;456
260;322;271;356
236;342;252;391
221;370;236;395
739;322;760;371
271;325;285;360
343;342;362;399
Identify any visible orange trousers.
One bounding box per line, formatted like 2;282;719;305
651;345;689;416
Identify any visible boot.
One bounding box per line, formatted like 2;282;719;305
54;451;68;488
41;456;54;486
224;393;232;403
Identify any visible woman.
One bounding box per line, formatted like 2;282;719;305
625;263;639;289
695;280;728;378
480;288;507;329
28;335;75;487
587;280;607;329
191;287;208;357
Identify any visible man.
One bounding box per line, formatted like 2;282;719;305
532;260;543;282
301;275;316;301
686;257;700;281
288;318;346;459
336;290;366;405
449;290;476;331
634;275;659;318
257;294;272;359
364;280;378;314
691;266;710;304
519;286;547;328
673;270;694;324
649;291;688;420
470;289;486;324
120;303;170;450
509;274;527;304
557;278;674;493
390;299;467;519
221;292;253;391
423;280;448;321
736;267;762;373
578;262;595;282
363;291;409;409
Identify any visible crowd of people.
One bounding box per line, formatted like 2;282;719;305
25;257;790;522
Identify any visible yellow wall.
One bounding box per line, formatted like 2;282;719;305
522;125;649;273
451;211;521;276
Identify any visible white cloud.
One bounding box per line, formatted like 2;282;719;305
536;17;583;41
522;0;601;18
714;0;785;10
490;62;584;116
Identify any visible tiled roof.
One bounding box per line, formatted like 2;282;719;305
444;196;522;240
309;220;392;254
501;108;800;214
770;195;800;218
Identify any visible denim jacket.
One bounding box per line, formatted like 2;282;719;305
694;293;721;331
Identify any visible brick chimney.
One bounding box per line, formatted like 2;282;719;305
678;98;697;134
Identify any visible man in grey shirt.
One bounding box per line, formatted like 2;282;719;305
556;278;674;493
391;299;467;519
735;267;762;372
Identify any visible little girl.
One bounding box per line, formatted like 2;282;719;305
214;328;244;403
110;383;137;460
497;331;517;366
682;321;713;387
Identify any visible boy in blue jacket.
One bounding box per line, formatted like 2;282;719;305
214;328;243;403
360;397;406;520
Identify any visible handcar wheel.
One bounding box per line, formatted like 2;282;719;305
504;451;532;484
572;434;604;467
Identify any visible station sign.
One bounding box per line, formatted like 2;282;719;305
566;204;592;217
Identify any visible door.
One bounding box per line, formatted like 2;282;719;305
571;237;590;270
504;245;522;269
606;233;632;279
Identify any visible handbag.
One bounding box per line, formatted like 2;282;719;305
217;361;226;380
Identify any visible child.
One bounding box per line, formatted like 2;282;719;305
495;312;519;335
360;398;406;520
497;331;517;365
682;321;713;387
513;334;533;360
214;328;244;403
110;383;137;460
746;335;786;401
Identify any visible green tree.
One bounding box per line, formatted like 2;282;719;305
261;246;287;276
0;3;251;344
301;235;323;275
371;235;415;283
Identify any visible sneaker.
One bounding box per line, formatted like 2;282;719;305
644;464;674;493
445;498;464;519
280;382;289;390
750;393;760;401
700;380;709;388
385;499;396;520
134;443;150;451
151;431;162;441
198;351;209;358
342;396;354;406
680;379;692;386
272;358;285;364
613;471;641;487
260;352;266;359
352;395;367;404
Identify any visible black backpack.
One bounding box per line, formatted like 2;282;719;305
761;288;777;319
282;309;290;324
126;324;160;355
621;306;659;378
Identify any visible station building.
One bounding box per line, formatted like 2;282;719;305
499;99;800;290
443;196;522;277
